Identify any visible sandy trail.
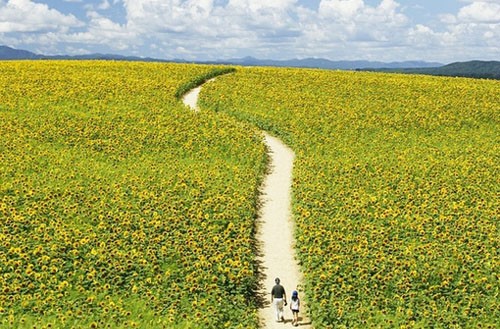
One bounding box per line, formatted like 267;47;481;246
182;85;201;110
257;134;311;328
182;82;311;328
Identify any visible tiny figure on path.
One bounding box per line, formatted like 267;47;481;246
290;290;300;326
271;277;287;322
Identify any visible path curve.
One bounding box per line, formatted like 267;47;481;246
182;82;311;329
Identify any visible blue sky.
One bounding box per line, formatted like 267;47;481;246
0;0;498;63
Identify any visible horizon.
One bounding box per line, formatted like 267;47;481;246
4;44;496;66
0;1;499;63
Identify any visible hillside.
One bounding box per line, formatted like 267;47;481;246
1;59;498;328
430;61;500;79
0;61;267;328
364;60;500;79
200;67;499;328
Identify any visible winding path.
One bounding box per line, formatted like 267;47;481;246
183;83;311;328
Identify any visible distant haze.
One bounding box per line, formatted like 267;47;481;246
0;45;441;69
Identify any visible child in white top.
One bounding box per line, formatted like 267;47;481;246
290;290;300;326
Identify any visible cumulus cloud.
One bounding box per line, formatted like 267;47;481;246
116;0;414;59
97;0;111;11
59;11;136;51
445;1;499;49
122;0;211;34
121;0;299;39
226;0;299;33
319;0;365;19
457;1;500;23
115;0;304;58
0;0;498;62
0;0;83;33
407;1;499;61
308;0;408;47
408;24;454;47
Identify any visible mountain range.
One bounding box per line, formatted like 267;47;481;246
206;55;443;70
1;45;498;79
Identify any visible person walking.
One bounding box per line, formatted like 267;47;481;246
289;290;300;326
271;277;287;322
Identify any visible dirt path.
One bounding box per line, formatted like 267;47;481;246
182;85;202;110
182;83;311;328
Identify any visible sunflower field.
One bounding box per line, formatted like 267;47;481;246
199;68;499;328
0;61;267;328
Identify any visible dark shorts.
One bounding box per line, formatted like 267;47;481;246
292;310;299;314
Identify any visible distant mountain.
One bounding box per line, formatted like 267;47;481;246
1;45;497;79
0;45;442;69
0;45;43;59
363;60;500;79
0;45;169;62
212;56;442;70
50;53;170;62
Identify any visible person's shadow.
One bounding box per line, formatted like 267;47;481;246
286;316;312;326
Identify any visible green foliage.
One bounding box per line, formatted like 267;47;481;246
200;67;500;328
3;60;497;328
175;67;236;99
0;61;264;328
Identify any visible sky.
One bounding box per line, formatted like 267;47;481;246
0;0;498;63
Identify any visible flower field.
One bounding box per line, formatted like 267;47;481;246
0;61;267;328
199;68;499;328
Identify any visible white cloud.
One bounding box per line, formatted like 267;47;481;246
444;1;499;46
121;0;300;38
226;0;299;30
318;0;406;24
408;24;451;47
406;0;499;62
1;0;498;62
123;0;212;34
440;14;457;24
0;0;83;33
319;0;364;19
61;11;135;50
116;0;302;59
457;1;500;23
98;0;111;11
311;0;407;46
